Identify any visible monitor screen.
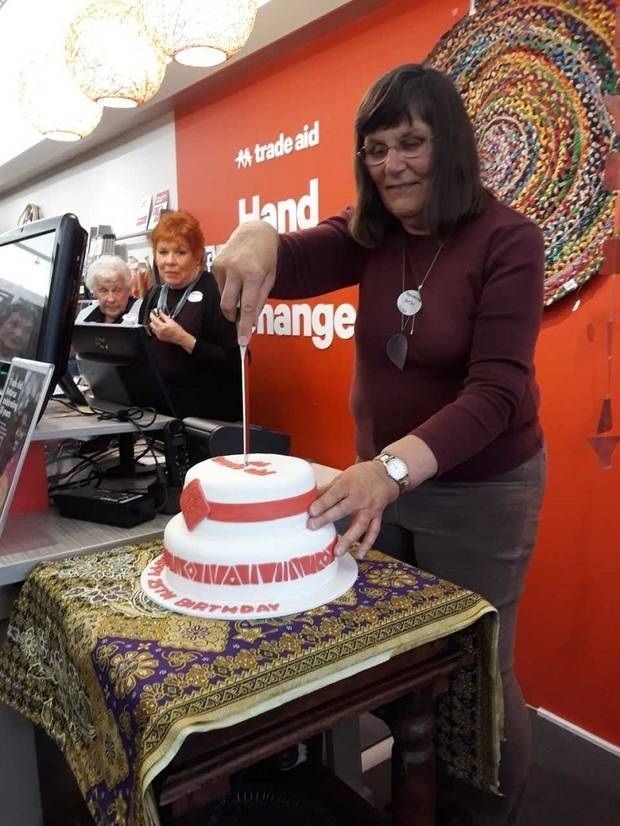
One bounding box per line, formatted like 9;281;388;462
0;231;51;361
72;323;178;416
0;214;87;407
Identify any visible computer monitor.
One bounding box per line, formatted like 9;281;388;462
72;323;178;416
0;213;87;408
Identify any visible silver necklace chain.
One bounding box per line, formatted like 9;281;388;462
399;241;444;334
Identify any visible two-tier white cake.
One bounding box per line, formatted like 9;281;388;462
141;453;358;619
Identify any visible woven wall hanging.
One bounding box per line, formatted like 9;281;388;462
428;0;616;308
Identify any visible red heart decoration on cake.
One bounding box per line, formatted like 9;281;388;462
212;456;275;474
180;479;211;531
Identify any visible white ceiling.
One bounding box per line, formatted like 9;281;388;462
0;0;389;199
0;1;274;169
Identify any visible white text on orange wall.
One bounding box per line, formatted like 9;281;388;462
235;121;320;169
257;302;356;350
239;178;319;232
237;177;356;349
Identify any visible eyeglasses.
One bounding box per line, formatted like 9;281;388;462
358;136;432;167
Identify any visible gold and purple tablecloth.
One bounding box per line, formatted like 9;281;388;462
0;541;501;826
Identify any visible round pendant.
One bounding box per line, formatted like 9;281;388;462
397;289;422;316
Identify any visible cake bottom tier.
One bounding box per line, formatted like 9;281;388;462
141;552;358;620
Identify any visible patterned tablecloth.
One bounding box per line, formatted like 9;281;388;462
0;541;501;826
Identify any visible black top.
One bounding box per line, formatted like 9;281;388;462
140;271;242;421
82;296;138;323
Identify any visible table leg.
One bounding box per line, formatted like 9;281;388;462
388;678;449;826
325;717;366;796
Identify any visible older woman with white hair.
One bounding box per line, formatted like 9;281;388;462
76;255;141;324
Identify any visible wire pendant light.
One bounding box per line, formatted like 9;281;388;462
141;0;258;68
19;53;103;142
65;0;167;108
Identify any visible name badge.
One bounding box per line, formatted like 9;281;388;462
188;291;203;303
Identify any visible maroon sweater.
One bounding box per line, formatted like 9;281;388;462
273;195;545;481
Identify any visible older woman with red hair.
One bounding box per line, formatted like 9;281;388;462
140;210;241;421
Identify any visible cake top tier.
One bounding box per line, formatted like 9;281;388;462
184;453;316;506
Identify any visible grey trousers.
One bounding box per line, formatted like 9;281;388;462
370;449;546;825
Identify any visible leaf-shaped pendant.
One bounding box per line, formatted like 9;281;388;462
386;332;408;370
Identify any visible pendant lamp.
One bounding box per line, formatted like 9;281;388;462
18;54;103;142
141;0;258;68
65;0;166;108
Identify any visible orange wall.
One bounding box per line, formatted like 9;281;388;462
176;0;620;744
518;275;620;744
176;0;463;468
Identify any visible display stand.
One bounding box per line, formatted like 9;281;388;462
8;443;48;514
0;360;54;532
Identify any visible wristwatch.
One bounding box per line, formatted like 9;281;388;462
375;452;409;494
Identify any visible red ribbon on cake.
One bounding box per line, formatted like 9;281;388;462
180;478;318;530
163;537;337;584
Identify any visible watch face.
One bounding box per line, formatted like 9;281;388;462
386;456;407;481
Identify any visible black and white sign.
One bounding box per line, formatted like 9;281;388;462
0;358;54;536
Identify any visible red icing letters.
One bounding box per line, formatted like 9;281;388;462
162;537;337;586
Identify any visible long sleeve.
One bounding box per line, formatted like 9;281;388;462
273;211;362;299
411;219;545;476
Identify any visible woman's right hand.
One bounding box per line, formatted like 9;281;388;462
212;220;279;345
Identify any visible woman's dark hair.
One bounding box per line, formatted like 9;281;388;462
349;64;487;247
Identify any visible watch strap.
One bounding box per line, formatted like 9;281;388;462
375;452;409;494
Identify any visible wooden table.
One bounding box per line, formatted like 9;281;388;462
38;636;468;826
156;637;469;826
1;489;499;826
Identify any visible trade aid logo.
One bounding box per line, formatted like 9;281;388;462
234;120;320;168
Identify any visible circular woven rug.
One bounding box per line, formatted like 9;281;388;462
428;0;616;307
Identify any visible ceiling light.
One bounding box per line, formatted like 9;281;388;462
18;53;103;142
65;0;167;108
141;0;258;68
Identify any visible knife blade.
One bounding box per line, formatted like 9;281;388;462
240;343;250;465
236;310;250;466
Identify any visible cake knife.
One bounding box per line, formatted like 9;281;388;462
240;340;250;466
236;308;250;466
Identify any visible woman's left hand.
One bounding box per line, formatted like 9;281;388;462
149;310;189;347
307;461;400;559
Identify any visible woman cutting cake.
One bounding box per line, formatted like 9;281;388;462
140;210;242;421
213;64;546;826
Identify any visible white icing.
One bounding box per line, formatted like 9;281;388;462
184;453;315;506
165;512;334;562
159;454;345;614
